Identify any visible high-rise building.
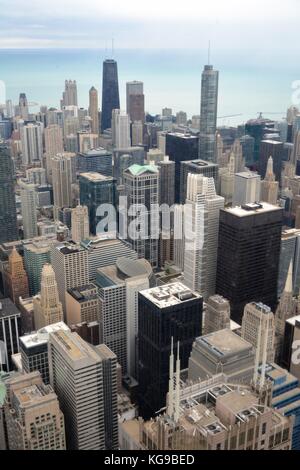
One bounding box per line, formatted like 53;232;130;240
0;298;21;372
50;242;89;312
180;159;219;204
19;181;38;239
79;172;117;236
232;171;261;207
71;205;89;243
76;148;112;176
138;282;202;418
20;122;44;165
51;153;74;212
23;240;52;296
131;121;144;146
260;156;279;205
89;86;99;135
65;284;100;326
216;202;283;323
157;157;175;207
4;371;66;450
241;302;275;363
3;247;29;307
61;80;78;107
176;111;187;126
278;228;300;297
126;81;145;123
199;65;219;162
44;125;64;183
112;109;131;148
259;140;284;183
33;264;64;330
204;294;231;335
26;167;46;186
101;59;120;131
245;118;276;163
113;146;145;185
0;145;18;244
48;330;118;450
77;131;99;153
123;164;159;268
18;93;29;120
20;322;70;384
184;174;224;300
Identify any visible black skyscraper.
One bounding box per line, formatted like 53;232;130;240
101;59;120;132
216;202;283;323
0;145;18;244
138;283;202;419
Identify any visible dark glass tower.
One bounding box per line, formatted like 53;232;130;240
199;64;219;162
0;145;18;244
138;283;203;419
216;202;283;323
101;59;120;132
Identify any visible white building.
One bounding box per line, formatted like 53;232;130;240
232;171;261;207
20;122;44;165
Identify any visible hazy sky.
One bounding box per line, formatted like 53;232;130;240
0;0;299;57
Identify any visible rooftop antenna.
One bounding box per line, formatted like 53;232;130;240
208;40;211;65
166;337;174;418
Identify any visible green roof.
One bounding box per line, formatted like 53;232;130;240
127;164;158;176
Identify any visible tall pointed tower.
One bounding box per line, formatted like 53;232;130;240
261;156;279;205
33;264;63;330
4;247;29;306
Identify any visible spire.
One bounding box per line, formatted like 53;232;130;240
174;341;181;423
167;337;174;418
265;156;275;181
284;260;293;294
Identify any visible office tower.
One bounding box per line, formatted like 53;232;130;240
173;204;185;270
166;132;199;202
96;257;151;377
77;131;99;153
71;205;89;243
0;118;13;140
216;202;283;323
19;181;38;239
184;174;224;300
0;146;18;243
79;173;117;236
180;159;219;204
146;148;164;164
20;122;44;165
259;139;284;183
0;299;21;372
20;322;70;384
4;371;66;450
291;131;300;165
278;228;300;297
138;282;202;418
63;116;80;141
26;167;46;186
65;284;100;326
188;328;255;383
198;65;219;162
18;93;29;120
157;157;175;207
81;236;138;280
113;146;145;184
162;107;172;117
112;109;131;148
131;121;144;146
219;153;235;204
44;124;64;183
77;148;112;176
256;363;300;450
241;302;275;363
232;171;261;206
50;242;89;312
123;164;159;268
3;247;29;307
88;86;99;135
33;264;63;330
101;59;120;131
51;153;74;212
245;118;276;162
176;111;187;126
240;134;255;166
274;263;299;362
261;156;279;205
126;81;145;123
135;375;293;451
23;240;51;296
204;294;231;335
62;80;78;107
48;330;118;450
282;315;300;378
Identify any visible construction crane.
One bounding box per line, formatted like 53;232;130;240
257;112;285;119
217;113;243;119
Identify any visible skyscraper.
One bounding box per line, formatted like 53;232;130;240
232;172;261;207
4;371;66;450
138;282;202;419
61;80;78;107
101;59;120;131
203;294;231;335
71;205;90;243
261;156;279;205
44;124;64;183
126;81;145;123
0;298;21;371
199;64;219;162
19;180;38;239
111;109;131;148
20;122;44;165
259;140;284;183
51;153;74;213
180;159;218;204
89;86;99;135
79;173;117;236
18;93;29;120
3;247;29;308
23;240;52;296
0;145;18;244
33;264;64;330
184;174;224;300
216;202;283;323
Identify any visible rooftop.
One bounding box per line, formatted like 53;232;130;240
225;202;282;218
20;322;70;349
140;282;201;308
196;329;253;358
125;164;158;176
0;298;21;319
79;172;115;182
182;159;218;168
